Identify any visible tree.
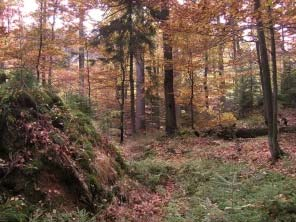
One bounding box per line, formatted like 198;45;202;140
254;0;282;161
48;0;59;86
268;4;280;161
97;0;155;134
78;5;85;96
204;50;209;109
36;0;46;83
127;1;136;134
135;48;145;131
160;2;177;136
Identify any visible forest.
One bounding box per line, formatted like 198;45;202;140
0;0;296;221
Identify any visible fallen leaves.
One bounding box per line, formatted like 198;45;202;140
99;177;175;222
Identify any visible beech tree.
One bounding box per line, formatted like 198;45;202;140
254;0;282;161
152;1;177;136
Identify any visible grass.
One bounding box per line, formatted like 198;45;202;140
29;209;96;222
0;197;96;222
164;159;296;222
128;158;175;191
126;136;296;222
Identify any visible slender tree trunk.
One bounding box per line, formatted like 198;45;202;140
255;41;268;124
86;42;91;108
163;31;177;136
79;7;85;96
189;71;194;129
41;0;47;85
153;61;161;129
217;16;225;110
128;3;136;134
135;49;146;131
187;50;194;129
48;0;58;87
120;63;126;144
250;59;254;107
254;0;282;162
204;50;209;109
129;52;136;133
268;5;282;156
36;0;44;82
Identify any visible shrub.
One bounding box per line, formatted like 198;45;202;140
280;68;296;107
64;92;92;115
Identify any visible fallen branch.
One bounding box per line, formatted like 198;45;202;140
202;126;296;139
236;126;296;138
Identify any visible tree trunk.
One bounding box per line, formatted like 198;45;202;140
36;0;44;82
280;24;288;93
79;7;85;96
254;0;282;162
135;49;146;131
217;16;225;110
41;0;47;86
268;5;282;156
204;126;296;139
120;63;126;144
204;51;209;109
128;3;136;134
255;41;268;123
163;31;177;136
86;42;91;108
48;0;58;87
152;61;160;129
188;50;194;130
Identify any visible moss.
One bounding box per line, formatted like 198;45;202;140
129;158;174;191
23;160;43;176
30;89;53;106
50;133;65;146
14;90;37;110
0;77;125;212
65;110;100;147
77;153;94;174
0;198;29;222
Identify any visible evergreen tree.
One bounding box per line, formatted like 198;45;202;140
93;0;156;139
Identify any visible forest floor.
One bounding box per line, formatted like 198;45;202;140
100;132;296;221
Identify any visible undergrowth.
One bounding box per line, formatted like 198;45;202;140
0;70;125;221
164;159;296;222
128;158;175;191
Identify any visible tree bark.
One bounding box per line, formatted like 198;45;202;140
128;3;136;134
217;16;225;110
120;63;126;144
254;0;282;161
204;126;296;139
163;31;177;136
188;50;194;130
41;0;47;86
36;0;44;82
255;40;268;124
152;60;160;129
79;6;85;96
48;0;58;87
135;49;146;131
86;42;91;108
204;51;209;109
268;5;283;156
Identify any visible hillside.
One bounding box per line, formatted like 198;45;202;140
0;71;125;220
